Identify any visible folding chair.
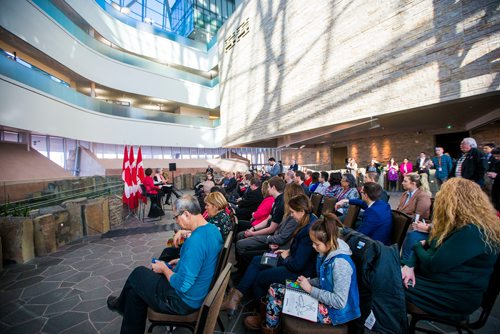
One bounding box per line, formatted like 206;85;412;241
390;210;412;250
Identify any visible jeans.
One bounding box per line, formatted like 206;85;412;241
115;266;196;334
401;231;428;261
237;256;299;301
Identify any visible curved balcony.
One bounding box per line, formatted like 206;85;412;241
0;53;221;147
0;0;219;108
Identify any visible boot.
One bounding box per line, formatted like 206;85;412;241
262;324;281;334
220;288;243;317
243;314;262;331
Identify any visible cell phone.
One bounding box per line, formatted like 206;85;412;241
152;258;172;269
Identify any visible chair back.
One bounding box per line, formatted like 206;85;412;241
211;230;232;289
310;193;323;216
390;210;412;249
321;197;337;216
469;255;500;329
194;263;232;334
139;183;147;195
429;197;435;220
342;205;361;228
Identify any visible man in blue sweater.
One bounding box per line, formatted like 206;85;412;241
107;195;223;334
336;182;392;245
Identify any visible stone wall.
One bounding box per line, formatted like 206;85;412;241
471;123;500;147
108;195;125;228
218;0;500;146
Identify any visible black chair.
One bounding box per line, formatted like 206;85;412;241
147;263;232;334
139;184;163;222
390;210;413;250
408;255;500;334
310;193;323;216
321;197;337;216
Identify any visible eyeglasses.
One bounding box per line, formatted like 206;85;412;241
173;211;185;220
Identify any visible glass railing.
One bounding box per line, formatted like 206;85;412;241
0;55;218;128
32;0;219;88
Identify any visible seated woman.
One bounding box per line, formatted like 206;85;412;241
246;213;361;331
323;172;342;200
235;183;305;270
401;178;500;321
142;168;164;218
333;173;360;219
107;195;223;334
221;194;318;318
158;192;233;262
237;180;274;232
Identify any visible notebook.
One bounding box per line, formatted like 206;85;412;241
282;280;319;322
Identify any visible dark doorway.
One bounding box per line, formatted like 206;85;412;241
331;147;348;170
435;131;469;160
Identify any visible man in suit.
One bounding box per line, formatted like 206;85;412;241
397;172;431;219
234;178;264;221
289;159;298;171
336;182;392;245
453;137;488;186
483;143;496;172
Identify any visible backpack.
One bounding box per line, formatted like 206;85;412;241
341;228;408;334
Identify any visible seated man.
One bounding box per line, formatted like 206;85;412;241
336;182;392;245
364;172;389;202
234;178;264;221
107;195;223;334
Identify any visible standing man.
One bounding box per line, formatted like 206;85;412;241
483;143;496;171
268;157;281;177
415;152;431;175
289;159;298;171
454;137;488;186
430;147;453;188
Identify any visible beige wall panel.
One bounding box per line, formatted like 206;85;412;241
218;0;500;146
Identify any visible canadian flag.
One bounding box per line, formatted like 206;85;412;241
129;146;138;210
122;146;131;205
136;147;146;203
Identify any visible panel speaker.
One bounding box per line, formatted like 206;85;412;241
169;163;177;171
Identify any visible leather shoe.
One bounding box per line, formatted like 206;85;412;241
107;295;122;314
243;314;262;330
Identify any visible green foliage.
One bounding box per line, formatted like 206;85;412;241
0;201;30;217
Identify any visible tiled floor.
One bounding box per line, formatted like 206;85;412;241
0;191;499;333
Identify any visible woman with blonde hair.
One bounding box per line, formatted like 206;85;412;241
158;191;232;262
402;178;500;320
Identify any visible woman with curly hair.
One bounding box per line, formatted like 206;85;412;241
402;178;500;320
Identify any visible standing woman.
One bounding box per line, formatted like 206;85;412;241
386;158;399;192
402;178;500;320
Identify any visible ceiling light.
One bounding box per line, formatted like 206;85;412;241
299;145;306;149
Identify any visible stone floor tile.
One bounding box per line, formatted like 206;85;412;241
131;245;150;253
29;288;72;304
0;301;24;321
1;317;47;334
1;304;47;325
42;311;87;333
0;289;23;304
106;278;126;292
21;281;61;300
60;282;75;288
42;268;78;282
98;316;122;334
72;298;106;313
41;264;73;277
4;275;44;290
89;305;119;323
91;263;128;277
70;258;103;271
44;295;81;316
110;256;133;265
104;268;133;281
83;259;111;272
64;271;91;283
17;267;48;280
32;257;63;268
61;320;99;334
58;249;92;259
4;264;36;273
0;273;21;290
73;276;109;292
79;286;112;301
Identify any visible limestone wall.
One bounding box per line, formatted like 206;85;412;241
218;0;500;146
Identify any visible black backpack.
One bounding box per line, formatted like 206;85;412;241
342;228;408;334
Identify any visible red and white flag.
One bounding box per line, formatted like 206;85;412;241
136;146;146;203
129;146;138;210
136;146;144;184
122;146;131;205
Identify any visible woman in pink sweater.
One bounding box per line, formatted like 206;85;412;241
251;181;275;227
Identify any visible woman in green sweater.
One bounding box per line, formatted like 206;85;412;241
401;177;500;320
